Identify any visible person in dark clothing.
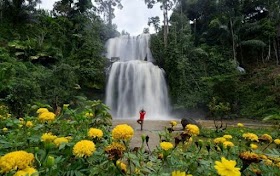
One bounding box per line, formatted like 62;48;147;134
137;109;146;130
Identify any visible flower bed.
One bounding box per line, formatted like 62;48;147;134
0;102;279;176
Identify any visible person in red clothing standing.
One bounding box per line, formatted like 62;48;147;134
137;109;146;130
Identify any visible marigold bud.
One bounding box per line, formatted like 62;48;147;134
46;156;55;167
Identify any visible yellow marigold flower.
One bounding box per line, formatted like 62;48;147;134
85;112;94;118
214;137;226;144
237;123;244;127
183;137;193;147
223;141;234;148
250;143;258;150
214;157;241;176
19;118;24;121
274;139;280;145
259;134;273;143
14;167;38;176
269;156;280;163
116;160;127;173
105;142;126;160
105;142;126;152
264;159;273;166
41;133;57;143
112;124;134;141
65;136;72;140
273;157;280;163
158;153;164;160
73;140;96;158
88;128;103;139
259;154;268;160
251;168;261;175
185;124;199;136
36;108;49;114
2;127;8;132
239;151;260;163
0;151;34;173
242;133;258;142
38;111;55;122
53;137;69;147
170;121;177;127
160;142;174;151
134;168;140;174
172;170;186;176
25;121;33;128
276;162;280;169
223;135;232;140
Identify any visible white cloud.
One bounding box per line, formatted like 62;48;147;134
113;0;162;35
39;0;163;36
38;0;56;10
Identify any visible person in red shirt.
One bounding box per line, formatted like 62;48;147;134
137;109;146;130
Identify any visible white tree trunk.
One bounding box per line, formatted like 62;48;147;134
163;5;168;47
230;18;237;63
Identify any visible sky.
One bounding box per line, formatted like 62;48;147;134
39;0;162;36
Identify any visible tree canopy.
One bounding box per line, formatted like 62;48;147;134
149;0;280;118
0;0;119;117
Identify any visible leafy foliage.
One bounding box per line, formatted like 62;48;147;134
0;0;118;116
148;0;280;119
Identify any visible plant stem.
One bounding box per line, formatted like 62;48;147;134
262;142;272;152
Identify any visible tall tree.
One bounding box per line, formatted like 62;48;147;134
265;0;280;64
0;0;41;26
144;0;176;47
53;0;93;17
94;0;123;28
76;0;93;13
148;16;160;33
182;0;217;46
53;0;75;17
216;0;243;63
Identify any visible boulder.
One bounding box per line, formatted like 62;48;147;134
181;118;201;129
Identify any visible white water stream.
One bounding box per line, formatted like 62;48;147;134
105;34;170;119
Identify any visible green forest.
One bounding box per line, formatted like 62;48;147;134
1;0;280;120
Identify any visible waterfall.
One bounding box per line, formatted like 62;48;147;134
105;34;153;62
105;34;170;119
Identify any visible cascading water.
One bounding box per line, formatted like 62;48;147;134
105;34;170;119
106;34;153;62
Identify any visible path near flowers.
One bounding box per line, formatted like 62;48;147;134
112;119;273;151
